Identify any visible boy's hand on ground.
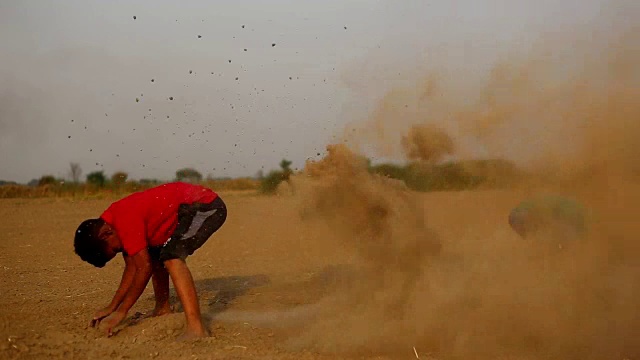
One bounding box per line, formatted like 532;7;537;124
100;310;127;337
90;307;114;328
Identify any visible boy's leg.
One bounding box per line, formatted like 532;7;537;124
163;258;208;338
158;197;227;339
151;259;172;316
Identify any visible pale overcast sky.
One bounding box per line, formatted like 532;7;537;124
0;0;633;183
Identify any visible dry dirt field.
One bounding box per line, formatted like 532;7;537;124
0;187;638;360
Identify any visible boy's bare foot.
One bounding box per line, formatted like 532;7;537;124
177;327;210;341
152;305;173;317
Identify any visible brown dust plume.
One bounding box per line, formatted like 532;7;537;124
283;27;640;360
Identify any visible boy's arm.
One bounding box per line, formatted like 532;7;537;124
99;249;153;336
114;248;154;314
90;254;135;327
107;254;136;310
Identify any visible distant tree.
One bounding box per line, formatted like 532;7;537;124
175;168;202;183
279;159;293;180
255;169;264;180
139;178;161;186
27;179;39;187
370;163;408;179
86;171;107;187
259;158;294;194
260;170;288;194
279;159;292;172
68;162;82;183
38;175;57;187
111;171;128;186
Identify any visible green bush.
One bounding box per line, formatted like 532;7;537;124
38;175;58;187
111;172;128;186
260;170;288;194
259;159;294;195
175;168;202;183
86;171;107;187
369;159;520;192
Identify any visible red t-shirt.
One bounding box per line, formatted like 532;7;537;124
100;182;218;256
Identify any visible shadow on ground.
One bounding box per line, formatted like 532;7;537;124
151;274;271;315
204;264;367;329
128;274;272;327
198;274;272;313
132;265;366;327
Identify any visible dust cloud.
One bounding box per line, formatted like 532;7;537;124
401;124;454;164
285;143;441;354
273;15;640;360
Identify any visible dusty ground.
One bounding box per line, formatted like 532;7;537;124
0;187;637;360
0;190;518;360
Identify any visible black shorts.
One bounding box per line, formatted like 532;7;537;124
150;196;227;262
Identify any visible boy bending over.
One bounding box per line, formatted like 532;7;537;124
73;182;227;339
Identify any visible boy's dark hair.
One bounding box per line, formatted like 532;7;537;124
74;218;109;268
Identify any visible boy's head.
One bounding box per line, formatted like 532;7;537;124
74;218;121;268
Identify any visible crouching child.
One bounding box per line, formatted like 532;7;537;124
73;182;227;339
